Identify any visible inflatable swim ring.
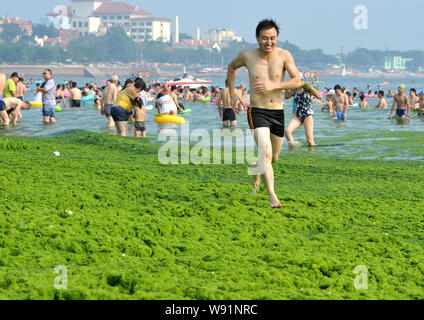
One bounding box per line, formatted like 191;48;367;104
212;99;217;104
349;103;359;107
198;97;211;103
81;94;95;102
178;109;192;115
30;101;43;107
55;107;62;112
154;115;186;124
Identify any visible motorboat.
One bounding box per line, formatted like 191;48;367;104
167;75;213;89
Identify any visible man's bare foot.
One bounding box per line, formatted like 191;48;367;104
269;193;282;208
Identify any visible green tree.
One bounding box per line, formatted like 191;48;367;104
0;23;25;42
32;24;59;38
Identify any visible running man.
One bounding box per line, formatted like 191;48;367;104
390;85;410;120
227;19;301;208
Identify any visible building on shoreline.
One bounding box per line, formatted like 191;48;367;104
42;0;171;43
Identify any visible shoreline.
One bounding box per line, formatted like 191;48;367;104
1;64;423;79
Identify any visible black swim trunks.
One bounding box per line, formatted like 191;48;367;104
71;100;81;108
222;108;236;122
247;107;285;137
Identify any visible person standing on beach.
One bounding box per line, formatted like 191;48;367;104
101;75;119;128
227;19;301;208
333;85;349;121
390;85;410;120
36;69;56;124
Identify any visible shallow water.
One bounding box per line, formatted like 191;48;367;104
2;76;424;161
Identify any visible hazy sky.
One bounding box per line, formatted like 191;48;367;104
3;0;423;53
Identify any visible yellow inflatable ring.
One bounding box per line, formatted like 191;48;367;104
30;101;43;107
154;115;186;124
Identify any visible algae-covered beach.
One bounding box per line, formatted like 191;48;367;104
0;131;423;300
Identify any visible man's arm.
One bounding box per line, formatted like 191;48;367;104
227;51;246;106
406;96;411;117
390;96;397;119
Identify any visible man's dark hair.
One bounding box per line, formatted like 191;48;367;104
256;19;280;38
171;85;177;91
410;88;416;94
379;91;384;97
10;72;19;78
334;84;342;91
134;78;147;91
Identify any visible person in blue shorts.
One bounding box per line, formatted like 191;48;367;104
36;69;56;123
332;85;349;121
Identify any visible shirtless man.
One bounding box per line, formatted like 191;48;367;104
217;80;243;127
101;75;119;128
390;85;410;119
409;88;420;110
376;91;387;109
70;81;82;108
182;86;193;102
227;19;301;209
333;85;349;121
0;97;30;126
170;86;184;112
234;83;247;112
16;78;27;100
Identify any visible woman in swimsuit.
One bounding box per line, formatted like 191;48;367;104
285;81;322;148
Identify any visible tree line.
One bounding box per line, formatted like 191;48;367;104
0;23;423;71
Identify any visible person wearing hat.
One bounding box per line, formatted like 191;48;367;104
101;75;119;128
3;72;20;98
390;85;410;120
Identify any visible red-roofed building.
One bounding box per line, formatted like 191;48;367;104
67;0;170;42
0;17;33;35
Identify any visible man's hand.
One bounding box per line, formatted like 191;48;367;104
230;93;239;108
253;81;276;94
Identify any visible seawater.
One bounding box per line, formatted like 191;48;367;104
1;76;424;161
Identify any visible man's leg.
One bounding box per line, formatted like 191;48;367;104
107;116;115;128
253;127;283;208
115;121;127;136
50;116;56;123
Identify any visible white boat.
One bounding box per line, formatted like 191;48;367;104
167;75;213;89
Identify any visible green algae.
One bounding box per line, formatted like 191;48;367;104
0;131;423;300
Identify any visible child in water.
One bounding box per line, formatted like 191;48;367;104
133;97;147;138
